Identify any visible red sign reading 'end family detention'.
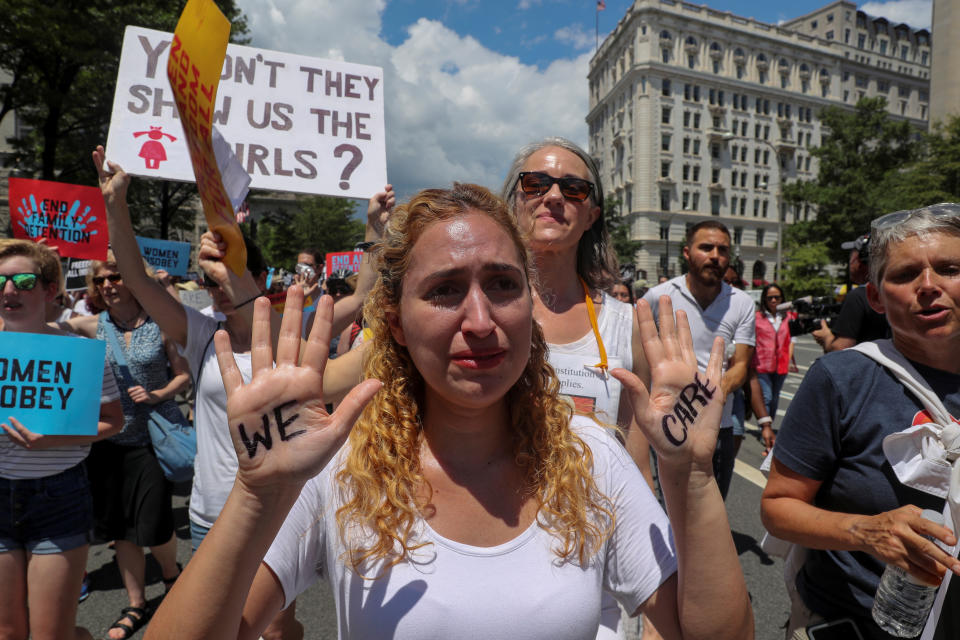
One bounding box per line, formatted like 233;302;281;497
8;177;109;260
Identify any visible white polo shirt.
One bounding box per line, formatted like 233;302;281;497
642;275;756;425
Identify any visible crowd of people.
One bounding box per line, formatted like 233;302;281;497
1;137;959;640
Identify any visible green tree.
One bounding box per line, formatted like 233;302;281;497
878;115;960;210
605;198;643;275
253;195;364;269
779;237;834;299
783;97;920;262
1;0;248;237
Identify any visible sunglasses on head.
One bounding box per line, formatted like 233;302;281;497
517;171;594;202
0;273;40;291
871;203;960;232
92;273;123;286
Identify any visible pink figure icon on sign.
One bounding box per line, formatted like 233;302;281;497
133;126;177;169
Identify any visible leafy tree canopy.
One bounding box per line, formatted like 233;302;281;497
250;194;364;270
1;0;248;238
605;197;643;279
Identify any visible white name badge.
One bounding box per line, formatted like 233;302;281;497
549;352;624;424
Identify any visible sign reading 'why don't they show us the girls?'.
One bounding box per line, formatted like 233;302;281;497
104;24;386;200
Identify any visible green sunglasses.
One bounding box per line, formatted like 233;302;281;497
0;272;40;291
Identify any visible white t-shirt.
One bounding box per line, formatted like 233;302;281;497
263;416;677;639
547;292;634;426
182;306;251;528
643;276;755;427
0;339;121;479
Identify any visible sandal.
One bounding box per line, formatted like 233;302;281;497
107;606;150;639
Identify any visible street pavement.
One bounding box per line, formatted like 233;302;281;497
76;335;825;640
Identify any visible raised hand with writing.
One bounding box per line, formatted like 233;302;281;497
367;184;395;237
611;296;725;476
216;287;381;489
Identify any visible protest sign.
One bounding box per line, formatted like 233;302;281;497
105;24;386;199
8;178;109;260
64;258;92;291
0;332;106;436
265;291;314;314
136;236;191;276
325;251;363;276
164;0;246;276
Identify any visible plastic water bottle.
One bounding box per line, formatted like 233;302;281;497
871;509;945;638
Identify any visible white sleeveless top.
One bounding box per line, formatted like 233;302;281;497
547;292;634;425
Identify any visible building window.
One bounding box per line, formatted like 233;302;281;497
734;226;743;244
693;166;701;181
688;54;696;69
736;65;745;79
826;30;834;40
754;148;761;163
661;133;671;151
682;164;690;181
711;168;720;183
662;107;671;124
740;146;747;162
692;192;700;210
713;60;721;74
753;200;760;217
755;123;762;138
901;46;909;61
763;150;770;164
757;228;765;245
661;161;671;178
858;33;866;48
878;80;890;93
662;79;671;96
693;113;701;129
693;139;701;154
711;143;720;159
845;28;851;43
879;40;888;55
660;222;670;240
731;169;738;185
682;191;690;209
683;111;691;127
731;196;738;214
740;172;747;187
762;200;769;217
662;48;670;63
683;137;690;153
753;173;761;188
660;190;671;211
759;70;767;84
711;194;721;216
740;198;746;215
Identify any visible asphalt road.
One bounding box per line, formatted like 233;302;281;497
76;335;825;640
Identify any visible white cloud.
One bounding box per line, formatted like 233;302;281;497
860;0;932;29
518;0;542;9
236;0;589;200
555;23;594;50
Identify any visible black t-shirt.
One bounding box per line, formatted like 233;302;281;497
831;286;889;343
775;349;960;638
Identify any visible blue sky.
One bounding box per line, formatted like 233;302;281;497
237;0;932;199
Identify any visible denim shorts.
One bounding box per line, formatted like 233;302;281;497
0;463;93;554
190;518;211;552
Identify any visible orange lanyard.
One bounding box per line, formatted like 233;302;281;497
579;277;608;371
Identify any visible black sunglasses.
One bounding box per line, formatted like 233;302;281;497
92;273;123;286
0;272;40;291
517;171;594;202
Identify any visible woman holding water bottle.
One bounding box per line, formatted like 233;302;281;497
761;204;960;639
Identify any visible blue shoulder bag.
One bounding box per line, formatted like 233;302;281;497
103;319;196;483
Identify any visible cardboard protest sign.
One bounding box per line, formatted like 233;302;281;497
265;291;314;314
105;25;385;199
164;0;246;276
325;251;363;276
64;258;92;291
0;332;106;435
136;236;191;276
8;178;109;260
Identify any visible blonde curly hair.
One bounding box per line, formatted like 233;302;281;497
335;183;613;575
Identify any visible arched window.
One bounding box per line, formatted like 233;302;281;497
685;36;697;46
660;30;672;40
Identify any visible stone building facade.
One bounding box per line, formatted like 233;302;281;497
588;0;930;283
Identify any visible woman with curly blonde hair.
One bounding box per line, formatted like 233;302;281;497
147;184;752;640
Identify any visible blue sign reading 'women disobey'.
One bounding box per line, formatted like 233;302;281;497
0;332;105;435
136;236;191;277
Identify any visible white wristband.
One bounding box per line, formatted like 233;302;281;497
757;416;773;426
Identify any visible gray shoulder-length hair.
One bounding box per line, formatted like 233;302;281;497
869;203;960;286
500;137;619;292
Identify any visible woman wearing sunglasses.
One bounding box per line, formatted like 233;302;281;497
762;204;960;638
750;284;794;437
60;255;191;639
501;138;653;639
0;239;124;640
